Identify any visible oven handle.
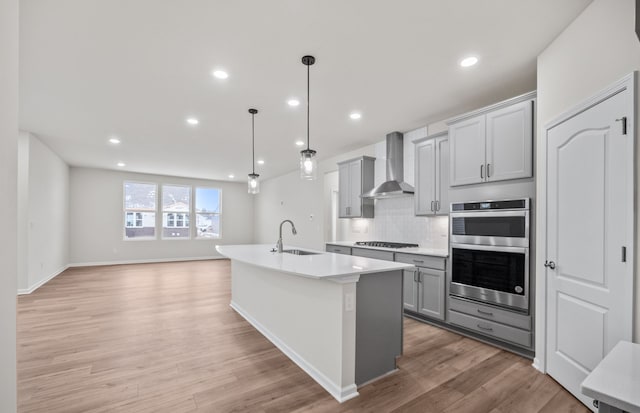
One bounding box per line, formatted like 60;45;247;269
451;243;528;254
450;210;528;219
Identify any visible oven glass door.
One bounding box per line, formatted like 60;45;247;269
451;246;526;295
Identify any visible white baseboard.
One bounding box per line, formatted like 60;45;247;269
230;301;359;403
532;357;545;373
68;255;225;268
18;264;69;295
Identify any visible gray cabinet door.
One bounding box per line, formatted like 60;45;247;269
338;162;350;218
435;137;449;215
414;139;436;215
449;114;486;186
403;269;418;312
485;100;533;182
417;268;445;320
348;159;362;217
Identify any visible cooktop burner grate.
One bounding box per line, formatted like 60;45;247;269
354;241;419;249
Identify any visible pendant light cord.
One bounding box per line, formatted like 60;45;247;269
306;62;310;151
251;112;256;175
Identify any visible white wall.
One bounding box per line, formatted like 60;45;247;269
254;144;378;250
18;132;70;293
69;167;254;265
0;0;18;409
535;0;640;363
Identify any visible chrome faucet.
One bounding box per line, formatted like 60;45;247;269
276;220;297;253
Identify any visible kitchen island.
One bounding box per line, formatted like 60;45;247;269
216;244;413;403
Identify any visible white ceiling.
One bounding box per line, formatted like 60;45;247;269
19;0;591;182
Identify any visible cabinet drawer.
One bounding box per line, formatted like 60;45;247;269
449;296;531;330
394;253;445;270
448;310;531;348
351;247;394;261
326;245;352;255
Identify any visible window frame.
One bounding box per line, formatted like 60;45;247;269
123;181;158;241
161;184;192;240
194;187;222;240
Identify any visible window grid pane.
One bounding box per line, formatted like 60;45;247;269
124;182;157;239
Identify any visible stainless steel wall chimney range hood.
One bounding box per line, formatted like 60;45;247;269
361;131;414;199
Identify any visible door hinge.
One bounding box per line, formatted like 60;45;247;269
616;116;628;135
622;246;627;262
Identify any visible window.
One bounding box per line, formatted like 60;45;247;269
195;187;221;239
124;182;157;239
162;185;191;239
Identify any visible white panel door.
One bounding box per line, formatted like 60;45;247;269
414;139;436;215
435;137;449;215
348;160;362;217
449;115;486;186
486;100;533;182
546;88;633;408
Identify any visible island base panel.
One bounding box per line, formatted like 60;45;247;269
355;270;403;386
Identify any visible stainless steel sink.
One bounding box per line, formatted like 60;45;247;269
282;249;321;256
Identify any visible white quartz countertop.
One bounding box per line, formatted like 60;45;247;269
216;244;414;280
581;341;640;413
327;241;449;258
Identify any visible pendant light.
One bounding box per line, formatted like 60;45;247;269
300;55;317;180
247;108;260;194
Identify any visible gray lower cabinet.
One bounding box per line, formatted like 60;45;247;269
351;247;394;261
448;296;532;348
399;254;446;321
325;244;352;255
417;268;445;320
402;269;418;312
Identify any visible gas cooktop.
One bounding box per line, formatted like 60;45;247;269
354;241;419;249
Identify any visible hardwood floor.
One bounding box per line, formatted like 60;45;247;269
17;260;588;413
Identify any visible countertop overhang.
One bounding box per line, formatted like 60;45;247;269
216;244;413;281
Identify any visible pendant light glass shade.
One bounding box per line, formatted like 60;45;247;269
299;55;317;180
300;149;317;180
248;173;260;194
247;108;259;194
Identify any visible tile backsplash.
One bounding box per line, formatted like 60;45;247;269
337;196;449;249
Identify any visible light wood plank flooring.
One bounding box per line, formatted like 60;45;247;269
17;260;588;412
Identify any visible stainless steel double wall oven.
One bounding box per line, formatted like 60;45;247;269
450;199;530;312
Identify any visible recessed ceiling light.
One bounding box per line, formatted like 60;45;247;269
228;174;234;179
460;56;479;67
257;160;265;165
295;140;305;147
287;99;300;107
349;112;362;120
212;70;229;79
117;162;126;167
186;118;199;126
109;137;121;144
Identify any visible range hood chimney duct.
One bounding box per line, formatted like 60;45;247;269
361;131;414;199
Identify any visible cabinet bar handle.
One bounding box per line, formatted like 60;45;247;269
430;200;435;212
477;309;494;316
487;163;491;178
480;164;484;179
477;324;493;332
413;259;424;263
436;200;440;211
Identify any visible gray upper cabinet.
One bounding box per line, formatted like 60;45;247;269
448;92;535;187
449;116;486;187
338;156;375;218
485;100;533;182
414;133;449;215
